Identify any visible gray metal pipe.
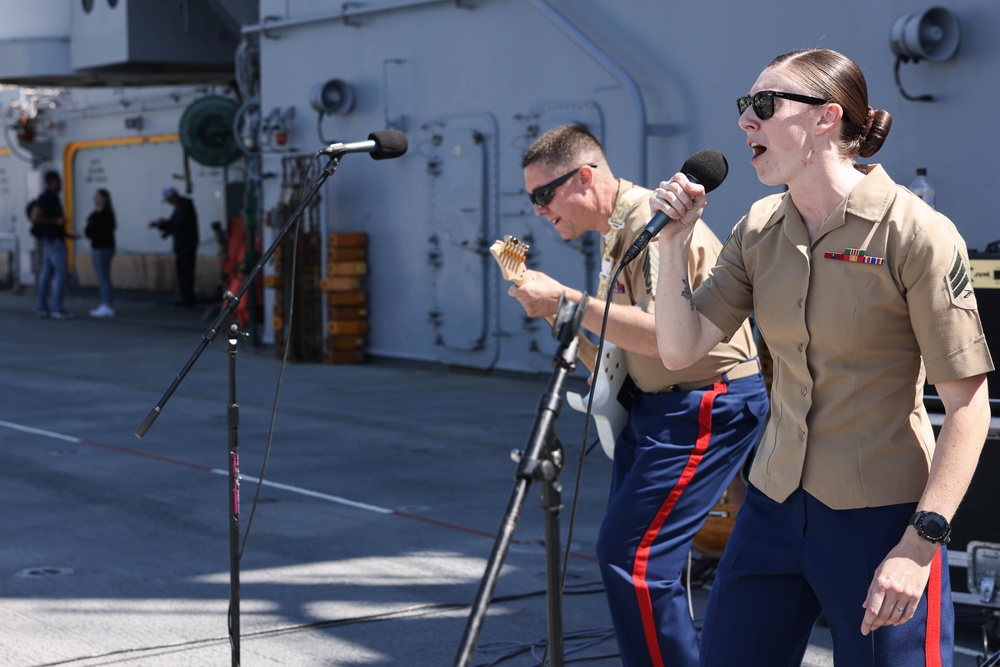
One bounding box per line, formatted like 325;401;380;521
241;0;451;36
529;0;647;184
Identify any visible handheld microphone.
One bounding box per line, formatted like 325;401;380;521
619;149;728;267
319;129;408;160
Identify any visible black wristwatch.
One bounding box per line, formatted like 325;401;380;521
909;510;952;545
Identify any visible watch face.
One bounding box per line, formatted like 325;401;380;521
918;512;950;540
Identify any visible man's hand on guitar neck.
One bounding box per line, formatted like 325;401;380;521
507;269;581;319
509;269;659;359
506;269;598;372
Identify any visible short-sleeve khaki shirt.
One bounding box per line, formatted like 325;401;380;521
694;165;994;509
605;179;757;393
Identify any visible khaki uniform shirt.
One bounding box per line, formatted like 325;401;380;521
694;165;994;509
605;179;757;393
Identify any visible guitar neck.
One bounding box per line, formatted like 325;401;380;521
508;271;598;372
492;236;598;373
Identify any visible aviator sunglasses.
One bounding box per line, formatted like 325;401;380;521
736;90;830;120
528;164;597;206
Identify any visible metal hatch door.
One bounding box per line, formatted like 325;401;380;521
423;116;500;369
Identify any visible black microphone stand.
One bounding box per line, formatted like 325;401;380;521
134;151;346;667
453;293;589;667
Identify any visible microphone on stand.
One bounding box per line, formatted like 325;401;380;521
319;129;408;159
619;149;728;268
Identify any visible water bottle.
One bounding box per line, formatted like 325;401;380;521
909;168;936;209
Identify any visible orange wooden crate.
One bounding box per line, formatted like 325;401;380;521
328;261;368;277
326;290;367;305
327;320;368;336
327;232;368;247
320;276;363;291
328;306;368;320
327;335;365;350
327;247;367;262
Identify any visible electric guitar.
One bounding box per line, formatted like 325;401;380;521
564;343;630;459
490;236;630;459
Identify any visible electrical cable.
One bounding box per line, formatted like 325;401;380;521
686;548;695;620
29;583;607;667
472;627;618;667
316;109;335;147
558;259;624;591
3;124;42;164
893;55;934;102
236;150;322;559
236;189;302;564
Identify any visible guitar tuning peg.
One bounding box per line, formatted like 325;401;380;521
501;235;529;261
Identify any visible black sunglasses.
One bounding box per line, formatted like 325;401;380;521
736;90;830;120
528;164;597;207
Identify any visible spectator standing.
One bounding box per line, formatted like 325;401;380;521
85;188;116;318
149;186;199;308
31;170;73;319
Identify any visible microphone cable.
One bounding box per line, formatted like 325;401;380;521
236;218;298;565
534;258;625;667
229;152;324;651
237;152;321;564
555;258;627;609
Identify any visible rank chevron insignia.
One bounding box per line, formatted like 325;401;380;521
948;248;975;300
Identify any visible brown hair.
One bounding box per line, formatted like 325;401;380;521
522;124;605;170
769;48;892;160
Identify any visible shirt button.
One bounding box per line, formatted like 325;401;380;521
801;386;807;396
797;298;804;308
797;343;804;352
799;430;806;441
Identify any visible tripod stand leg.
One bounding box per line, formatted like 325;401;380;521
453;337;579;667
453;478;532;667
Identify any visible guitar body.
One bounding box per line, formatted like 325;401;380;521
565;343;629;459
693;448;756;559
692;475;745;559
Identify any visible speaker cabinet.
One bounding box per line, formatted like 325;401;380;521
969;254;1000;403
926;254;1000;408
950;437;1000;552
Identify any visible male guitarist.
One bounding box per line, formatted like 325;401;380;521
508;124;769;667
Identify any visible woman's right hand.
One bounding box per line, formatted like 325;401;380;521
649;172;707;239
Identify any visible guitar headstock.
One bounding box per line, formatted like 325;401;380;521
489;235;531;285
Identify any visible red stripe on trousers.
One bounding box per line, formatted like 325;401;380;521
924;550;943;667
632;383;726;667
